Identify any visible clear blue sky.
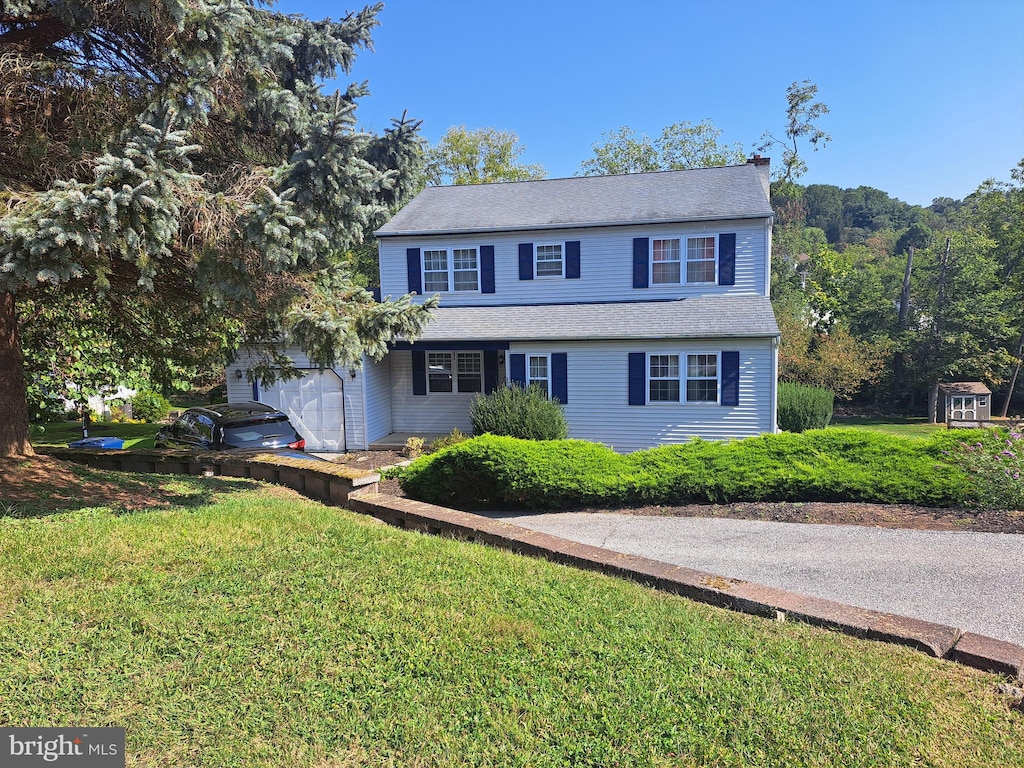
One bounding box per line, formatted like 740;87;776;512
276;0;1023;207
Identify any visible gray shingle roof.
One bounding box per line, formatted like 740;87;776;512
411;296;779;342
377;164;773;237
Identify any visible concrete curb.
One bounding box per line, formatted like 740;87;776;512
348;492;1023;682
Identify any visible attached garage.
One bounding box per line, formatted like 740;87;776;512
258;369;347;451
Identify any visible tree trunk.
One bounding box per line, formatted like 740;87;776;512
0;291;34;457
1000;326;1024;418
928;381;940;425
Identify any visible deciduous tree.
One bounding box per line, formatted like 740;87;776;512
426;126;545;186
578;119;746;176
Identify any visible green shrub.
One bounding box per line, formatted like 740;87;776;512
470;384;568;441
778;382;834;432
399;430;973;511
130;390;171;423
429;427;469;452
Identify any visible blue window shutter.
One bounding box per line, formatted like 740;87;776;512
412;350;427;396
483;350;499;394
633;238;649;289
718;233;736;286
481;245;495;293
628;353;646;405
721;350;740;406
252;378;259;401
406;248;422;294
566;241;581;279
509;353;526;386
551;353;568;403
518;243;534;280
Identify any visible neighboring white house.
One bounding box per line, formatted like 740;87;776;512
227;159;780;452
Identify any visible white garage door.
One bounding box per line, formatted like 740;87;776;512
260;369;346;452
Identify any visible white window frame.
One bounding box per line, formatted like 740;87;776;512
534;243;564;278
421;246;480;293
427;351;484;394
686;236;717;285
527;353;550;396
648;354;681;403
456;351;484;394
685;352;720;404
427;351;454;393
649;234;719;286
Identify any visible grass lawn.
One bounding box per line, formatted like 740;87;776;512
829;415;945;439
1;469;1021;766
31;420;159;449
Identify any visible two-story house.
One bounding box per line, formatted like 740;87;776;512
226;159;780;452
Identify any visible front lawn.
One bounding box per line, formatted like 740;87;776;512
0;465;1021;767
31;420;159;449
829;415;945;439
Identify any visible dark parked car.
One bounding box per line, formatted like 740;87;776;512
155;402;306;452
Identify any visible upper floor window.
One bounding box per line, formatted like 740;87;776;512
535;244;564;277
650;236;717;285
422;247;479;293
687;237;716;283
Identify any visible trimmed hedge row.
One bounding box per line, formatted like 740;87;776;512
399;430;976;511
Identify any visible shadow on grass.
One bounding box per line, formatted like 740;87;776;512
0;455;262;520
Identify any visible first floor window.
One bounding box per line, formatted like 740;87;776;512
428;352;453;392
457;352;483;393
536;244;563;277
423;250;449;292
686;236;716;283
686;353;718;402
649;354;680;402
528;355;549;395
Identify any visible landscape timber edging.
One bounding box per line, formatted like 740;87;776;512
347;492;1024;683
38;446;380;501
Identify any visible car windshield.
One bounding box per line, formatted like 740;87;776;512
222;417;296;446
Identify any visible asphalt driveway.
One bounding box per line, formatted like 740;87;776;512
497;512;1024;646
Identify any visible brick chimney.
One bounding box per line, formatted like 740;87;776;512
747;154;771;198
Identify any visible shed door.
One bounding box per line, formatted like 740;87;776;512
260;369;346;451
950;396;976;420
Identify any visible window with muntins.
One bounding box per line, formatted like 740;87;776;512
528;355;549;396
423;250;449;292
649;354;680;402
686;237;716;283
427;352;453;392
652;238;681;284
536;244;563;277
453;248;479;291
650;236;718;285
686;353;718;402
457;352;483;393
422;248;479;293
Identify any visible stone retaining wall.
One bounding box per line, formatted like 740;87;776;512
40;447;379;504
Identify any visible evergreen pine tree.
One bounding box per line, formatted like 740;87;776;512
0;1;435;456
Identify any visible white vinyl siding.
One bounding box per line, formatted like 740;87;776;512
378;219;768;305
390;351;475;433
508;339;775;452
363;355;393;446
